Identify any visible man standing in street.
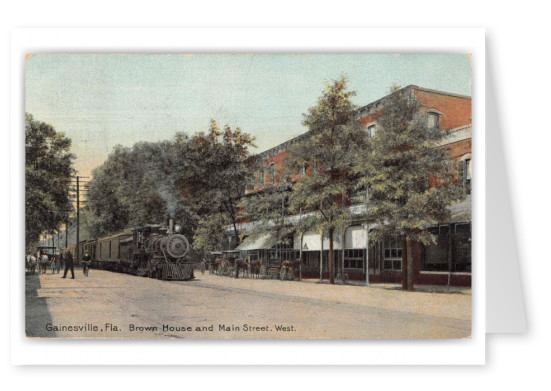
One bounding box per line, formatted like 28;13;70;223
62;250;74;279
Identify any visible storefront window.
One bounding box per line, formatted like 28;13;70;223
344;249;364;269
383;235;402;271
422;226;449;271
422;224;471;273
454;223;471;272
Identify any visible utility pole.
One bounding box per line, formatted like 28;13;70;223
67;175;89;262
76;176;80;263
320;230;323;281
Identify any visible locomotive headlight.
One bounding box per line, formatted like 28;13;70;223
174;224;182;233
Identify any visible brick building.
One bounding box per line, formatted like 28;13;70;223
229;85;472;287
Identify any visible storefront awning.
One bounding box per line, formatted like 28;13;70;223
293;226;368;251
234;233;277;251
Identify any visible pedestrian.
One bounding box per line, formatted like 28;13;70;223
62;250;74;279
200;258;206;275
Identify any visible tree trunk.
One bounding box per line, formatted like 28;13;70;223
406;236;415;291
232;220;239;246
224;200;240;246
329;227;335;284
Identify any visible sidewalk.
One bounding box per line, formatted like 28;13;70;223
323;278;472;295
194;273;472;321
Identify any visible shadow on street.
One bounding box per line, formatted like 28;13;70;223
25;273;55;338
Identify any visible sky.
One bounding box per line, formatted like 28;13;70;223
25;54;471;178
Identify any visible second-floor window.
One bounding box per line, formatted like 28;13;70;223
259;169;264;188
350;187;367;205
459;158;472;194
270;164;275;185
367;124;376;139
427;112;440;129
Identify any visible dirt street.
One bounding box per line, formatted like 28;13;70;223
25;269;471;339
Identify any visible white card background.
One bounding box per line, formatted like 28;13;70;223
486;46;526;333
9;28;486;365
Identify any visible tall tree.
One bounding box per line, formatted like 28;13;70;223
86;146;131;237
355;86;466;291
25;113;75;247
176;120;255;245
86;141;184;238
285;75;368;284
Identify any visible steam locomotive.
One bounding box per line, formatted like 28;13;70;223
64;219;195;281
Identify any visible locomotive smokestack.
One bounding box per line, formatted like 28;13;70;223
169;218;174;234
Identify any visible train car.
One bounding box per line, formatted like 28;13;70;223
95;229;132;271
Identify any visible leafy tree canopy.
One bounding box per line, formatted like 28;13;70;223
87;141;186;237
355;87;466;246
176;120;255;244
86;120;255;245
280;75;369;282
192;212;230;252
25;113;75;248
286;75;368;227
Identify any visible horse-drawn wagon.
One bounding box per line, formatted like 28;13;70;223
264;258;303;280
36;246;60;274
212;250;241;277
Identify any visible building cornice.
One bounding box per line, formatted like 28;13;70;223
355;85;471;119
248;131;311;162
249;85;472;163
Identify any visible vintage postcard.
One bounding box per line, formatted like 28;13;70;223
24;53;472;340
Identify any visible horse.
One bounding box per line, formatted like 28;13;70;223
234;257;250;279
250;258;263;279
26;255;37;274
212;258;225;275
39;254;49;274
